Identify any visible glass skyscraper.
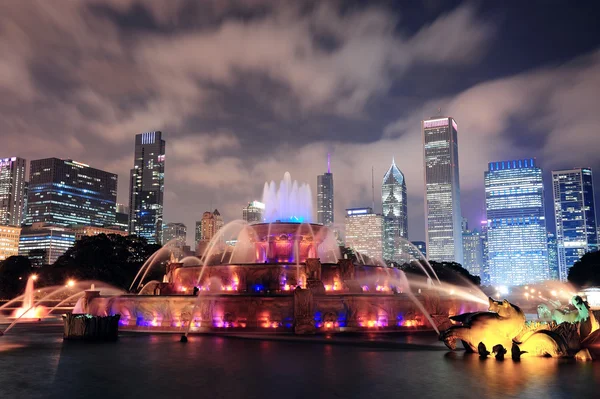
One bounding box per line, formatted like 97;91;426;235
0;157;26;226
547;232;560;280
18;223;75;266
382;158;408;262
485;159;549;286
552;168;598;281
423;117;463;264
463;228;483;278
317;154;334;225
26;158;117;227
479;220;490;285
129;131;165;244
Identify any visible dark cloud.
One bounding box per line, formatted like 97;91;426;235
0;0;598;244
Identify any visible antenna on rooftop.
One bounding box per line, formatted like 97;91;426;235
371;166;375;212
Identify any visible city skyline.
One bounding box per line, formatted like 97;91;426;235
0;2;599;247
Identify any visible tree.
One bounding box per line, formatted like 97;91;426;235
401;260;481;286
0;256;33;299
42;234;163;291
568;250;600;288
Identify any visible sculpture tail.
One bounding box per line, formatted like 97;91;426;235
517;330;567;357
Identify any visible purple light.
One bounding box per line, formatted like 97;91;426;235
423;118;448;129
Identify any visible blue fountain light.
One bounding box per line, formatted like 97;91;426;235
262;172;313;224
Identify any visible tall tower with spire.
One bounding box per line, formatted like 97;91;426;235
382;158;408;262
317;153;334;225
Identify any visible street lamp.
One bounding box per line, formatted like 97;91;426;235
66;279;75;288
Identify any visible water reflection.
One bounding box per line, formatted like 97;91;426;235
443;352;597;397
1;327;598;399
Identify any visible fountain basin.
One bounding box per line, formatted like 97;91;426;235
84;288;477;334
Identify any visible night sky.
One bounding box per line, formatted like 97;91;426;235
2;0;600;244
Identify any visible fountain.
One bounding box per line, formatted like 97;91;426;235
74;173;486;335
11;275;47;320
0;280;125;336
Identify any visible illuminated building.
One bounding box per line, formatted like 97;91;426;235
70;225;128;241
422;116;463;264
344;207;383;260
0;157;27;226
163;222;187;246
26;158;117;227
317;154;334;225
196;209;224;256
112;203;129;232
480;220;490;285
462;227;483;278
547;232;559;280
129;131;165;244
382;158;408;262
195;221;202;249
485;159;549;286
410;241;426;258
200;209;224;240
18;223;75;266
0;225;21;261
552;168;598;281
242;201;265;224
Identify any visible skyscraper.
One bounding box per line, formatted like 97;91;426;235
129;131;165;244
552;168;598;281
18;223;75;266
163;222;187;246
113;203;129;232
485;159;549;286
0;157;26;226
382;158;408;262
317;154;334;225
200;210;224;241
479;220;490;285
410;241;427;258
547;232;560;280
196;209;224;257
344;207;383;261
423;116;463;264
242;201;265;224
26;158;117;227
195;221;202;249
462;227;483;278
